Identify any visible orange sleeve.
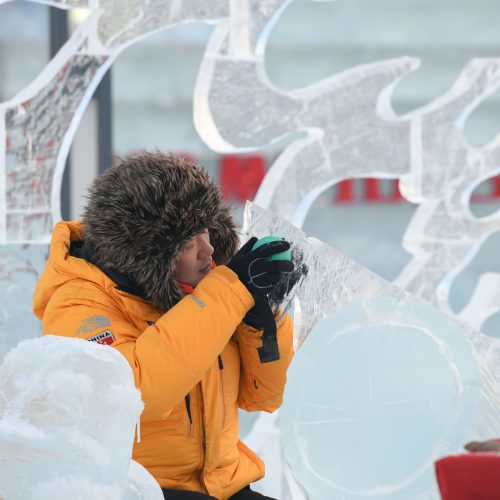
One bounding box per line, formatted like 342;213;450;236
40;266;254;422
235;311;294;413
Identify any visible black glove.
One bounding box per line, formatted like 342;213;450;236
243;255;307;364
248;296;281;363
229;237;295;363
268;249;308;312
227;237;294;297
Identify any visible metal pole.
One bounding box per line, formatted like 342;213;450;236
49;7;70;220
49;7;113;218
96;71;113;173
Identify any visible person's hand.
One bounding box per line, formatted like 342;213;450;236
269;257;308;311
227;237;294;297
465;439;500;452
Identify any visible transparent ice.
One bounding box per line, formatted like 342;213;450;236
0;335;162;500
1;1;500;499
0;245;47;361
243;202;500;499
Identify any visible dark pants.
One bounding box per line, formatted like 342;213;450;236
162;485;276;499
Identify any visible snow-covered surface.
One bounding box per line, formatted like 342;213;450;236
0;336;161;500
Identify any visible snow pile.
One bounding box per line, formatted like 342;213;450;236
0;335;161;500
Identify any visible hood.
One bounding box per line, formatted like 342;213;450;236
81;151;239;312
33;221;116;320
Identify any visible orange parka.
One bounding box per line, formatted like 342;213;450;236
33;221;294;499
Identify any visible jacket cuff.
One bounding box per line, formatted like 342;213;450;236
209;265;255;311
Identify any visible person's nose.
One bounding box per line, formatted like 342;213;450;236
198;235;214;259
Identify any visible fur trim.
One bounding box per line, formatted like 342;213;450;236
83;151;239;312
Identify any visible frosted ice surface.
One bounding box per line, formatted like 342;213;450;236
3;53;105;242
27;0;228;51
194;2;500;331
26;0;90;7
458;272;500;331
198;50;415;225
0;1;231;244
96;1;228;50
0;245;47;362
396;60;500;314
243;203;500;499
0;335;162;500
195;2;415;226
125;460;164;500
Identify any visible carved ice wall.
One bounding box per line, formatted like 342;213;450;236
2;1;500;499
193;1;500;325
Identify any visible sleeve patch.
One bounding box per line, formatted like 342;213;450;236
87;330;115;345
76;315;111;334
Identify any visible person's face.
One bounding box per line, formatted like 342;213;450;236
173;229;214;287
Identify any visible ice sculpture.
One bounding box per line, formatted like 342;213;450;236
0;245;48;361
396;60;500;315
243;202;500;499
2;0;500;499
194;1;500;332
125;460;165;500
0;0;498;348
0;335;163;500
0;1;231;359
0;1;230;244
195;20;414;224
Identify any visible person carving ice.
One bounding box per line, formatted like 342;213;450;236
33;151;295;500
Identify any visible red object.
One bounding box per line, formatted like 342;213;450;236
435;453;500;499
365;178;403;203
492;176;500;198
220;155;266;201
365;178;381;202
335;180;355;203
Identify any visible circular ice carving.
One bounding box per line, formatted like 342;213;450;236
281;297;480;499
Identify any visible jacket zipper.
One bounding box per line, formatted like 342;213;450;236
197;382;207;479
198;383;209;494
218;355;225;430
200;384;206;451
184;394;193;437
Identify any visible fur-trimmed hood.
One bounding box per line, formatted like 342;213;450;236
82;151;239;312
